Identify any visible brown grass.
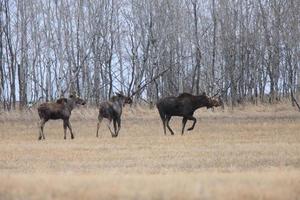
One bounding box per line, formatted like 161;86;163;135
0;103;300;200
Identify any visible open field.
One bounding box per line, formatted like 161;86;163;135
1;104;300;200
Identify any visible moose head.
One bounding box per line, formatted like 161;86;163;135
69;93;86;105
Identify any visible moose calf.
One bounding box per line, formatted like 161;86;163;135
37;94;86;140
96;93;132;138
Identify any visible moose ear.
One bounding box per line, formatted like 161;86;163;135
115;92;123;97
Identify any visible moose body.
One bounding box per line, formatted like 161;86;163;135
96;93;132;138
156;92;222;135
37;95;86;140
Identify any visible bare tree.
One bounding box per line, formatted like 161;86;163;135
0;0;299;110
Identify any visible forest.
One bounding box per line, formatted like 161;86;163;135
0;0;299;110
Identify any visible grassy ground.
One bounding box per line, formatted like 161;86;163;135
0;103;300;200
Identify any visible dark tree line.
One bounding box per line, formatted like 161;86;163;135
0;0;299;110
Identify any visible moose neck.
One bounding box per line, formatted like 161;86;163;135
193;95;210;109
110;96;125;108
66;98;76;112
116;98;125;108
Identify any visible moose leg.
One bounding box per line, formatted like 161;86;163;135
66;120;74;139
160;118;167;135
116;117;121;135
158;109;166;135
96;116;103;138
166;116;175;135
163;120;167;135
63;120;68;139
106;118;115;137
187;116;197;131
181;117;188;135
112;119;118;137
38;119;46;140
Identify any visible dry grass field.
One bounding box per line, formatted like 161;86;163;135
0;103;300;200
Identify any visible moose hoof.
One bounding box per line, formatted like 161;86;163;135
38;136;42;140
187;128;193;131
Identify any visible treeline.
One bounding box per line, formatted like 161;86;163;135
0;0;299;110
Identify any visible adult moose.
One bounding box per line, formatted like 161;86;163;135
37;94;86;140
156;92;222;135
96;93;132;138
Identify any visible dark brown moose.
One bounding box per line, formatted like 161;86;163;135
96;93;132;138
37;94;86;140
156;92;222;135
